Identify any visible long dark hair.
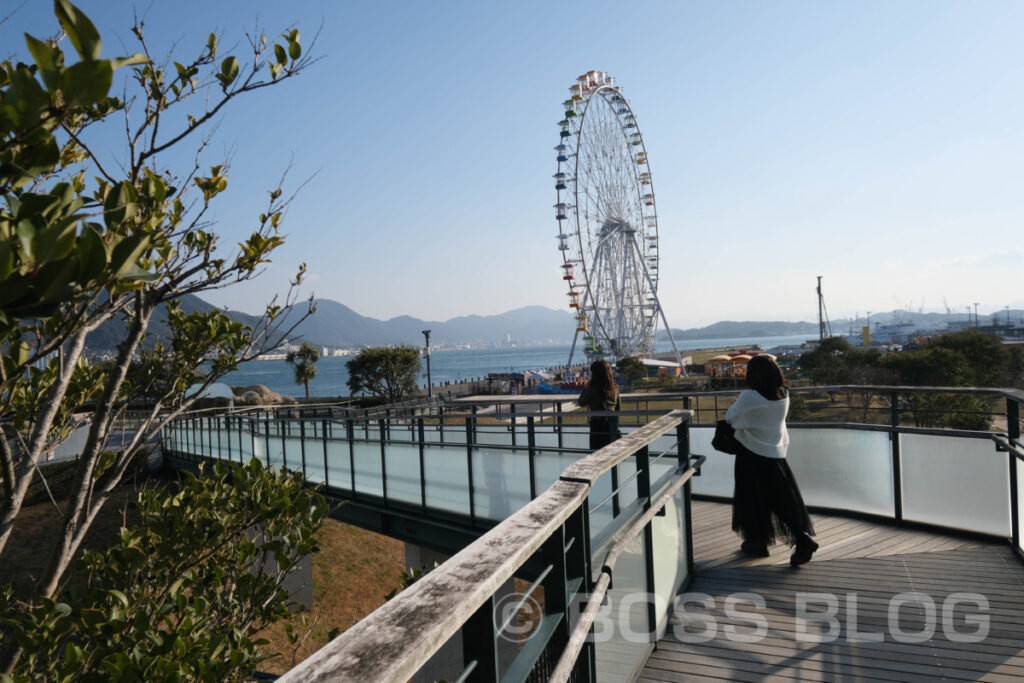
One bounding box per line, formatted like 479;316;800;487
746;355;787;400
588;360;617;400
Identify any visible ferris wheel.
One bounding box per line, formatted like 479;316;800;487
554;70;683;369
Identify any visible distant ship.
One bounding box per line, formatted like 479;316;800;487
869;320;918;345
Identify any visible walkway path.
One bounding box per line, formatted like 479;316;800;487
640;500;1024;682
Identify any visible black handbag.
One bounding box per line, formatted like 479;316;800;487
712;420;741;455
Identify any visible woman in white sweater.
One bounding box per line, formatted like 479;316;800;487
725;355;817;565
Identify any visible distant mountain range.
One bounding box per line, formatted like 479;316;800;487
660;309;1024;343
84;297;1020;355
274;299;575;347
85;296;578;354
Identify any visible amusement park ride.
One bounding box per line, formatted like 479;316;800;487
554;70;684;370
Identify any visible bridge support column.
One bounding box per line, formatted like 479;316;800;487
404;544;450;574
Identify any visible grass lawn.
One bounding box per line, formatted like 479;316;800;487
257;516;405;675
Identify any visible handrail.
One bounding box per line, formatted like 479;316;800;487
993;434;1024;459
550;454;706;683
452;385;1024;402
277;409;691;683
560;412;684;485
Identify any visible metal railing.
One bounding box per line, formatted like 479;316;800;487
274;410;696;683
159;385;1024;681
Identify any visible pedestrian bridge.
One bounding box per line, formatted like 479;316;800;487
160;387;1024;682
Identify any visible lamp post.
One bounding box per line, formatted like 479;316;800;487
422;329;432;398
974;303;980;328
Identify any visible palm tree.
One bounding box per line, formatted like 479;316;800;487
286;342;320;399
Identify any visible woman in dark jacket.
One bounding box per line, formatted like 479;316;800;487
725;354;817;565
577;360;621;450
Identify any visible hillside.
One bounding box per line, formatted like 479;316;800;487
279;301;575;347
660;320;819;341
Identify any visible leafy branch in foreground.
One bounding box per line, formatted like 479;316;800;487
1;459;327;682
0;1;321;670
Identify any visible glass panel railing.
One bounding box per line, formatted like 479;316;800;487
423;444;471;515
651;479;689;637
252;426;266;465
194;422;208;457
648;434;680;484
352;441;384;497
789;428;894;516
617;458;639;509
215;422;228;459
303;438;326;485
214;421;230;461
588;461;642;547
593;525;651;683
474;426;514;448
423;425;441;443
325;439;352;490
559;429;591;452
689;426;733;497
589;469;616;544
198;423;211;458
900;433;1010;535
441;424;467;445
532;427;590;453
234;426;247;462
533;448;583;494
265;425;286;469
283;436;304;471
388;423;417;443
362;423;382;443
384;442;422;505
470;448;532;521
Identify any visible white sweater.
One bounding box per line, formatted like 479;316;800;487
724;390;790;459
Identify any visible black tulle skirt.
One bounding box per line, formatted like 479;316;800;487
732;445;814;547
588;415;621;450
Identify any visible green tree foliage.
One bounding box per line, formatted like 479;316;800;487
797;331;1015;429
796;337;893;416
615;357;646;390
928;329;1011;387
286;342;320;399
796;337;887;386
0;0;317;657
0;459;327;681
880;330;1014;429
1007;346;1024;388
346;346;422;403
125;347;194;407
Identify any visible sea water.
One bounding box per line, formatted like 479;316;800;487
217;334;811;398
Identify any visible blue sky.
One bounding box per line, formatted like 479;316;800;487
4;1;1022;327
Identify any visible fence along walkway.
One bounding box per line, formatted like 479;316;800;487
640;500;1024;682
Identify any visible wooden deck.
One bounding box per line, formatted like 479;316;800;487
639;500;1024;682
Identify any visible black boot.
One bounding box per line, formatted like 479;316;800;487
740;540;769;557
790;535;818;566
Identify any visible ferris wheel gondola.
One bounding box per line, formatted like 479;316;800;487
553;70;684;370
